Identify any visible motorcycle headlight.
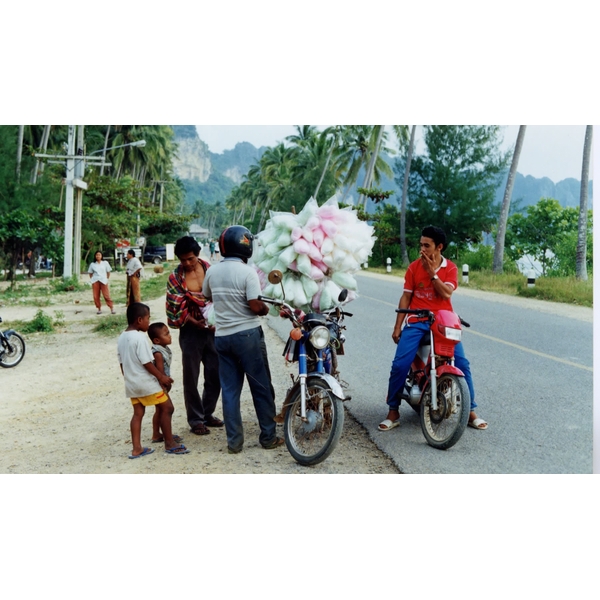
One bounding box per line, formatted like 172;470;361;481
309;325;330;350
444;327;461;341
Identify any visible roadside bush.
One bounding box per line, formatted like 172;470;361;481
20;310;54;333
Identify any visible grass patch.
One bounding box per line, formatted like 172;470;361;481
92;314;128;336
363;267;593;307
140;270;172;299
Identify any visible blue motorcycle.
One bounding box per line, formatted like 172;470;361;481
0;317;26;368
259;270;352;466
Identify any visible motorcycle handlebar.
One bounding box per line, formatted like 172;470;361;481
258;295;352;319
395;308;471;328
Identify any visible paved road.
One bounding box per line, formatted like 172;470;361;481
266;272;593;473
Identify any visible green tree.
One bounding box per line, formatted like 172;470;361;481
504;197;580;276
405;125;509;248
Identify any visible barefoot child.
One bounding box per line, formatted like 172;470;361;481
148;322;183;445
117;302;189;458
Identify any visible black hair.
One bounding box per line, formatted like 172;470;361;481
127;249;136;257
148;322;168;342
126;302;150;325
421;226;447;251
175;236;201;258
94;250;104;260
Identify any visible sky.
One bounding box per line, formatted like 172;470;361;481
195;125;592;184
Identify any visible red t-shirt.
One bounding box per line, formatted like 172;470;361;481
403;256;458;312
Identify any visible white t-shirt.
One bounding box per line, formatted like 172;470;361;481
88;260;112;284
126;256;143;277
117;330;162;398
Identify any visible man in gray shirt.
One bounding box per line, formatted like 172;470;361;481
203;226;283;454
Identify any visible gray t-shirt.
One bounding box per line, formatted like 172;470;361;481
202;258;261;337
151;344;172;377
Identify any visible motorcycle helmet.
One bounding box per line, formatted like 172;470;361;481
219;225;255;260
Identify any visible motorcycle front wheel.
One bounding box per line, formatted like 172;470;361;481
420;373;469;450
0;332;26;368
284;379;344;466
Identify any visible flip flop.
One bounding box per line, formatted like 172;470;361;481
165;444;190;455
378;418;400;432
468;418;488;430
129;447;155;459
152;435;183;443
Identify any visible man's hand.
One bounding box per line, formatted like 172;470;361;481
420;251;436;278
187;315;207;329
392;327;402;344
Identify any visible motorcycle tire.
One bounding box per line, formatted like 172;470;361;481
420;373;469;450
283;378;344;466
0;332;26;368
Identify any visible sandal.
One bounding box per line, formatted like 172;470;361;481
378;418;400;431
261;437;285;450
205;416;224;427
191;423;211;435
165;444;190;455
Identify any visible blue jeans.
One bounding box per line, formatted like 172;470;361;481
214;326;277;451
386;321;476;411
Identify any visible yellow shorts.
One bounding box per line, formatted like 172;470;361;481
131;390;167;406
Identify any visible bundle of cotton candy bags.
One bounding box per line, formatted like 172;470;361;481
253;195;376;313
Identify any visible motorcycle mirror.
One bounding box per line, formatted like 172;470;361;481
268;270;283;285
337;289;348;303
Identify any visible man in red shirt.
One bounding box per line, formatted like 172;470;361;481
378;226;488;432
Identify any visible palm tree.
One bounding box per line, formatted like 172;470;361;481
400;125;417;266
333;125;373;203
493;126;527;274
576;125;593;280
313;126;342;200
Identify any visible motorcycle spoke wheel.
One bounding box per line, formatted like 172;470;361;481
420;374;469;450
0;333;26;368
284;379;344;466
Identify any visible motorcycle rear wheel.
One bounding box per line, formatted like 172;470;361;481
0;332;26;368
284;379;344;466
420;373;469;450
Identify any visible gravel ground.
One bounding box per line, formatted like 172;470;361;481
0;285;400;474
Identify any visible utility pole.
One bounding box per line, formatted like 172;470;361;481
63;126;76;279
35;126;107;280
73;125;85;279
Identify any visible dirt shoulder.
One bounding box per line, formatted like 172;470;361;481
0;290;400;474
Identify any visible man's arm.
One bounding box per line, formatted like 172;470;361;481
248;298;269;316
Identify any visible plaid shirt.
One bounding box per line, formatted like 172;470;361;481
165;258;210;329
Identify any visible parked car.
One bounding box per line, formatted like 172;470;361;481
143;246;167;265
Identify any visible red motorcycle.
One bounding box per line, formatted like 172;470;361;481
396;308;471;450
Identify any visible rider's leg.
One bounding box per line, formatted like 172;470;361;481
385;321;430;421
454;343;486;427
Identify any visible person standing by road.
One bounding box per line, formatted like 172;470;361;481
378;225;487;432
88;250;116;315
166;236;223;436
202;225;282;454
209;239;215;261
126;249;143;306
